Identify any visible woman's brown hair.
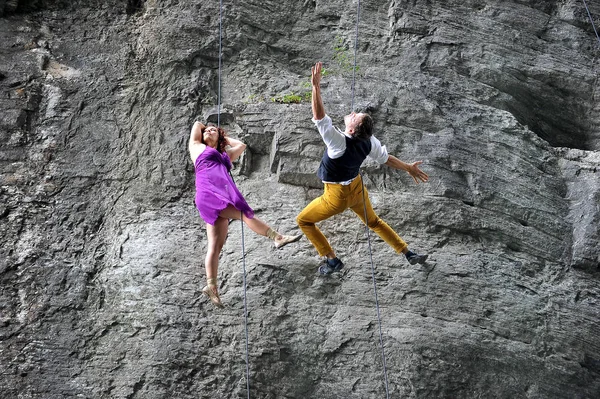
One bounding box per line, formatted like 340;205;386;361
200;124;228;153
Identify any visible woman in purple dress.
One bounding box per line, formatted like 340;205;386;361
189;121;301;307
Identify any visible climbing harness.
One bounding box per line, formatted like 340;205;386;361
351;1;390;397
215;0;251;397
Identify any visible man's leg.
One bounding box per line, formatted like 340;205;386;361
349;180;408;254
296;185;347;257
349;179;428;264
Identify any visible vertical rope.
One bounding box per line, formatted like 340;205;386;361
582;0;600;47
350;0;361;111
217;0;223;128
217;1;250;396
352;0;389;396
240;211;251;399
360;174;391;399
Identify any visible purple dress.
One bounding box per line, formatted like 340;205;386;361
194;146;254;225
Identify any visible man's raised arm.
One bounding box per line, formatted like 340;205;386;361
311;62;326;120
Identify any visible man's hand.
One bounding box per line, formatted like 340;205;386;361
312;62;322;88
406;161;429;184
384;156;429;184
311;62;325;120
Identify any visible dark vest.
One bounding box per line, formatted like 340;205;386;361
317;136;372;182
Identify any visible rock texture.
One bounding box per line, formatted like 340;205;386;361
1;0;599;398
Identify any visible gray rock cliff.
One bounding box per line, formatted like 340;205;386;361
1;0;599;398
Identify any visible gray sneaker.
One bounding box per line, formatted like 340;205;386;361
407;253;428;265
318;258;344;275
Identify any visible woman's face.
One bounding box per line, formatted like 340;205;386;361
203;126;220;148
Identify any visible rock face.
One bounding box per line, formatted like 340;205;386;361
1;0;599;398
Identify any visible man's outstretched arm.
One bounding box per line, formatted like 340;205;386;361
385;155;429;184
311;62;326;120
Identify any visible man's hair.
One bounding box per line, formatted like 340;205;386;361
354;114;374;140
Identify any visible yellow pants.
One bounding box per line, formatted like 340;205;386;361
296;175;408;257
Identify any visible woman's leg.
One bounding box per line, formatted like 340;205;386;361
205;216;229;283
218;205;302;248
219;205;269;236
203;216;229;307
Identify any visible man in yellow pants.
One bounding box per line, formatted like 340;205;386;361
296;62;430;275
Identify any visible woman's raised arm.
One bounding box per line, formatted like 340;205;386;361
225;136;247;162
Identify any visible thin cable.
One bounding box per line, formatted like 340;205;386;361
217;0;223;127
350;0;361;112
352;0;390;396
230;178;251;399
240;210;251;399
360;174;390;399
582;0;600;47
218;0;250;395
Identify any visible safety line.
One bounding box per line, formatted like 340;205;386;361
216;0;251;397
350;0;361;112
582;0;600;47
240;211;251;399
359;174;391;399
217;0;223;127
351;1;390;396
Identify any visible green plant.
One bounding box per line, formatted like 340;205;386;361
271;92;303;104
200;95;215;105
333;36;350;68
244;93;267;104
332;35;360;75
283;35;365;106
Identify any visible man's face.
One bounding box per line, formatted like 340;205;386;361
344;112;366;135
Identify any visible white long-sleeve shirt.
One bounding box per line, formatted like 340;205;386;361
313;115;389;163
313;115;389;184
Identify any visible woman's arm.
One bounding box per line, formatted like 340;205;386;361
190;121;204;145
189;121;206;162
225;136;247;162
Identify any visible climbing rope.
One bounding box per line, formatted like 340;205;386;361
239;211;251;399
582;0;600;47
217;0;223;127
215;0;251;397
350;0;361;112
351;1;390;397
360;176;391;399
